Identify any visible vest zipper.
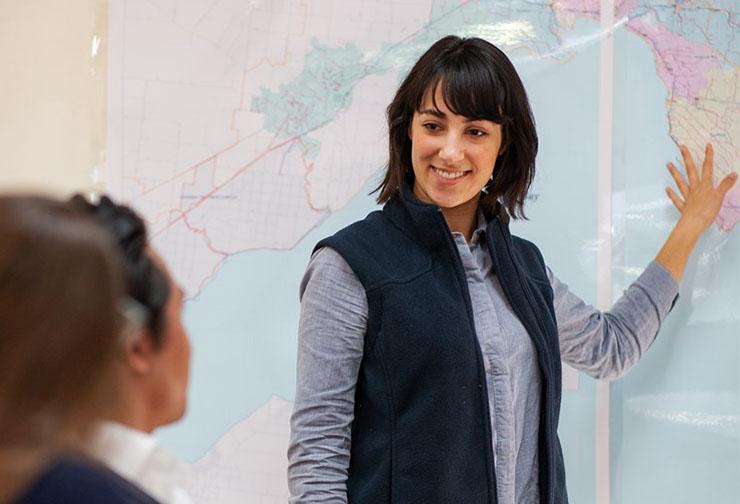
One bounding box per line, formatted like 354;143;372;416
435;208;499;504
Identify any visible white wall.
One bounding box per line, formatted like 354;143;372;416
0;0;107;195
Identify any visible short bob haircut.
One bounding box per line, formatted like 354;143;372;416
376;35;538;218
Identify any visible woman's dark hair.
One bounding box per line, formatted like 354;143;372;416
376;35;538;218
69;195;170;343
0;195;123;484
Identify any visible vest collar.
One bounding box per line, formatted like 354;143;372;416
383;182;511;252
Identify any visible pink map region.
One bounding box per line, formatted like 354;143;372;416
554;2;723;102
555;1;738;231
717;186;740;232
625;18;723;102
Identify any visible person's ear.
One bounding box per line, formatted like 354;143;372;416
122;331;156;375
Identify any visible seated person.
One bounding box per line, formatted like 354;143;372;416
0;195;160;504
70;195;193;504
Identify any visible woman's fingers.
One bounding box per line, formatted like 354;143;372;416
665;187;685;212
665;143;736;227
717;171;739;198
667;162;690;199
680;144;700;187
701;143;714;181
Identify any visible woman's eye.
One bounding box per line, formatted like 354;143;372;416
422;123;440;131
468;128;487;137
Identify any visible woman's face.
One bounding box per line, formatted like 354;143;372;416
409;85;503;210
148;250;191;426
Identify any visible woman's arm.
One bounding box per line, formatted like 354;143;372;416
553;261;678;380
556;143;735;379
657;143;737;282
288;247;368;504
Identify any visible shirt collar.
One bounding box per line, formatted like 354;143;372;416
384;181;505;252
452;208;487;246
91;421;192;504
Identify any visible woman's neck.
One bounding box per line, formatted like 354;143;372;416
107;388;157;434
440;196;480;243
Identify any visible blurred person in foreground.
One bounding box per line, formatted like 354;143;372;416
70;195;193;504
0;195;160;504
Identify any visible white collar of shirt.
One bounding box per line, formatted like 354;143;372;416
91;421;193;504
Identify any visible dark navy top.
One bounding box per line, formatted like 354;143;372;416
13;456;161;504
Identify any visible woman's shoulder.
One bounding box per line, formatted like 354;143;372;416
314;210;431;289
507;233;550;285
316;210;391;247
14;455;161;504
509;234;545;260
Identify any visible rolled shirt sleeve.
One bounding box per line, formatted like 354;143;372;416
551;260;680;380
288;247;367;504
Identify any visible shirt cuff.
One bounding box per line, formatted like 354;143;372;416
635;260;680;319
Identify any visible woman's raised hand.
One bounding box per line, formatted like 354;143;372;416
666;143;737;233
656;143;737;282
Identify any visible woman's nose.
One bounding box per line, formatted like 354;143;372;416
438;133;465;163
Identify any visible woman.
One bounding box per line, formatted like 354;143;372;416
288;36;736;504
71;194;193;504
0;195;160;504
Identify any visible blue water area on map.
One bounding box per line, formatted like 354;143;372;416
612;28;740;504
156;179;380;462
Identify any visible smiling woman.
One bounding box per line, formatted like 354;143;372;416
287;35;736;504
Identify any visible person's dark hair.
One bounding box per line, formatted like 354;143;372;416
376;35;538;218
69;195;170;344
0;195;123;489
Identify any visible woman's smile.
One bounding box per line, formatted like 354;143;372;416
431;166;472;181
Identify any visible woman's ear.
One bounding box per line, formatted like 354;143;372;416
122;331;156;375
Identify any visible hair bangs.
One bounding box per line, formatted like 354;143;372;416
418;58;507;125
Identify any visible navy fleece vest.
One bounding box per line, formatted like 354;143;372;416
315;191;567;504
